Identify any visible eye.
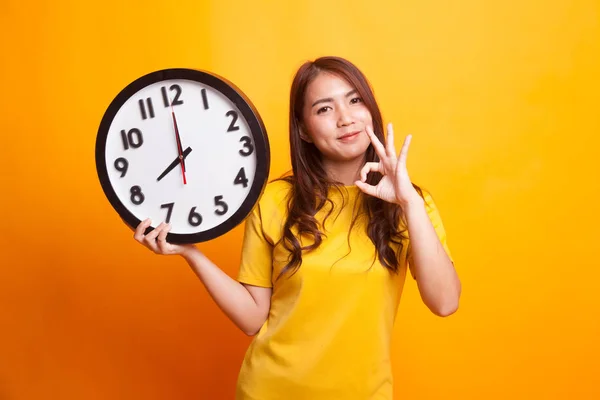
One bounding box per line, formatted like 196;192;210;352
350;97;363;104
316;106;331;114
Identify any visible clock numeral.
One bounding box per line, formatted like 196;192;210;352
214;195;229;216
234;167;249;188
114;157;129;178
188;207;203;227
239;136;254;156
161;202;174;223
121;128;144;150
201;88;209;110
130;185;145;205
138;98;155;120
162;84;184;107
226;110;240;132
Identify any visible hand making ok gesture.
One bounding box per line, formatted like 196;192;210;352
355;123;423;207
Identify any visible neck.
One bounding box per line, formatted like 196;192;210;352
322;155;365;186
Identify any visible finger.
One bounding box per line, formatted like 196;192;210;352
144;222;165;242
354;180;378;197
398;134;412;165
365;125;387;161
156;223;172;253
386;122;397;158
134;218;152;242
360;162;384;182
144;222;166;252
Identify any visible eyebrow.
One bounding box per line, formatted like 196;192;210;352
311;89;358;108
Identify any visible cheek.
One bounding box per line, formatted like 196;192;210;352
356;107;373;125
306;118;335;141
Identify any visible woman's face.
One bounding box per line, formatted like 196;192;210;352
301;72;373;164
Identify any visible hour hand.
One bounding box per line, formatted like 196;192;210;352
157;147;192;182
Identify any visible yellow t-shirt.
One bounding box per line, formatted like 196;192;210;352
235;179;452;400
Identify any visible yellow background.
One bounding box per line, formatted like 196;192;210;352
1;0;599;398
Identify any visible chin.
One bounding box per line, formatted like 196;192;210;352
331;149;368;163
339;144;370;161
319;139;370;163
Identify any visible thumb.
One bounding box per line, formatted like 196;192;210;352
354;180;378;197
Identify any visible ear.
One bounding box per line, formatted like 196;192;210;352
299;127;313;143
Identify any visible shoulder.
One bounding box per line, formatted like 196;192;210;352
421;189;436;209
258;178;293;211
250;178;294;232
418;188;448;227
245;178;293;242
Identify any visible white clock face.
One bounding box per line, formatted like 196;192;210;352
96;70;269;243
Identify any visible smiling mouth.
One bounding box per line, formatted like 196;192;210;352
339;131;361;139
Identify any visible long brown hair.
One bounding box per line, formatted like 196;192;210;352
275;56;423;280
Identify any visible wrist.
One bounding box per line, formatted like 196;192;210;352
396;193;425;209
181;245;201;261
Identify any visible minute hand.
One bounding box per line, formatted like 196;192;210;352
157;147;193;182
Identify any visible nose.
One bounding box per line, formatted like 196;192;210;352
336;105;354;128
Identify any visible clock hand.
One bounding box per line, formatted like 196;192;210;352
170;105;187;184
157;147;193;182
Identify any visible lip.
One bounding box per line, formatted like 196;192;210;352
338;130;361;140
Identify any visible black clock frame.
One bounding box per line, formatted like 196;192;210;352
95;68;270;244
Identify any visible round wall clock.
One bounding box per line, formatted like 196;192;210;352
95;68;270;244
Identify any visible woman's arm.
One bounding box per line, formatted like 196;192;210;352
355;124;461;316
134;219;272;335
182;247;272;335
402;196;461;317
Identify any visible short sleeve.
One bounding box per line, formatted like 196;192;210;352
237;203;274;288
407;191;454;279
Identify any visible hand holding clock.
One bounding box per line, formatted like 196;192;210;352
133;218;198;256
